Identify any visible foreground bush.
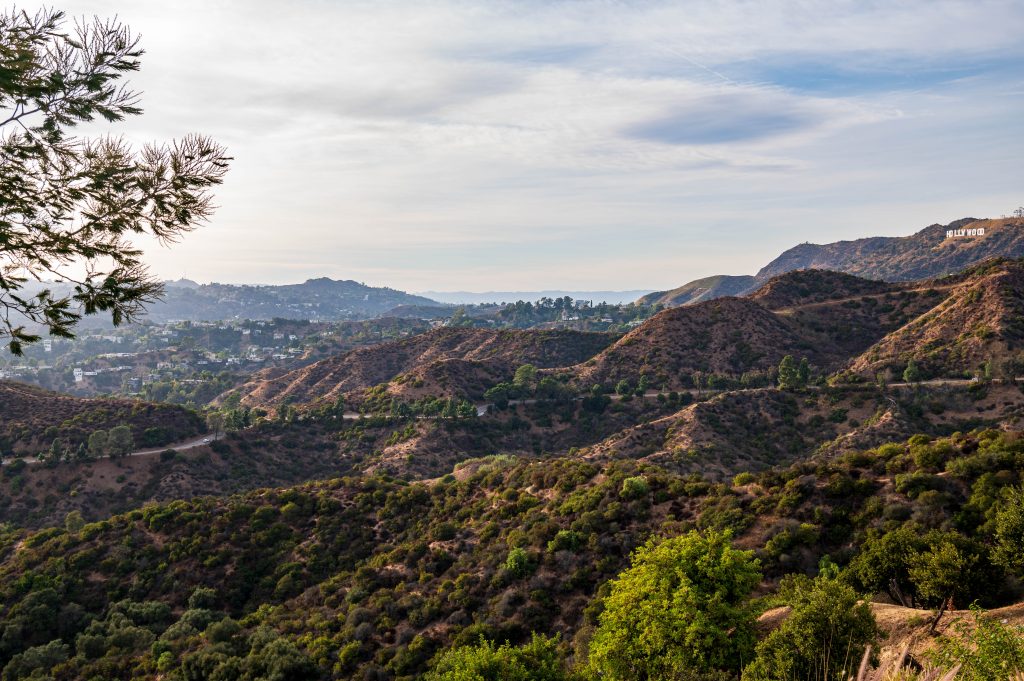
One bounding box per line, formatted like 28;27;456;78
930;607;1024;681
743;575;878;681
586;530;761;679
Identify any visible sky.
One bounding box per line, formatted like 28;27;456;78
56;0;1024;292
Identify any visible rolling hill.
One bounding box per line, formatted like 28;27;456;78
637;274;756;307
3;257;1024;679
224;259;1024;412
148;278;443;322
231;327;616;407
757;217;1024;281
571;297;823;390
748;269;901;310
0;427;1020;680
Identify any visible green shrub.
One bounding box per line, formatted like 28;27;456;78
733;472;756;486
620;476;649;500
929;606;1024;680
426;634;568;681
742;576;878;681
586;530;760;678
505;548;533;578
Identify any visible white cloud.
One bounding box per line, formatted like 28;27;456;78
52;0;1024;290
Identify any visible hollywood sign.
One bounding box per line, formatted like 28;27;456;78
947;227;985;238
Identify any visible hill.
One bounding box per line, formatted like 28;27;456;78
232;327;616;407
846;259;1024;379
143;278;441;322
758;217;1024;281
637;275;756;307
748;269;901;310
750;270;951;361
585;390;852;478
571;297;823;390
0;381;203;456
643;217;1024;308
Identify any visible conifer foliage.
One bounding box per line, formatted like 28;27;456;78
0;8;229;353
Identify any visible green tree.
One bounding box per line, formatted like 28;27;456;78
107;424;134;457
456;400;477;419
994;486;1024;575
620;476;650;500
87;429;108;458
484;384;511;409
875;371;888;391
0;9;229;354
615;379;632;396
847;526;926;606
797;357;811;387
206;411;225;440
777;355;800;390
426;634;569;681
514;364;538;389
505;547;533;579
64;510;84;534
903;358;921;384
1;640;69;681
909;537;985;632
742;576;878;681
586;530;761;679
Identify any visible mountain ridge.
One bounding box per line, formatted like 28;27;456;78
643;216;1024;307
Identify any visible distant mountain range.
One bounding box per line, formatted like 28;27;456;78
419;289;655;305
641;217;1024;306
145;278;443;322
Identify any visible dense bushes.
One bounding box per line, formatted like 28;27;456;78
0;430;1021;679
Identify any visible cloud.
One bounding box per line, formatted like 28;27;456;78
52;0;1024;291
622;93;814;145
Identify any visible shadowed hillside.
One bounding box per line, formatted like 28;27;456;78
749;269;901;310
754;271;951;361
0;381;204;456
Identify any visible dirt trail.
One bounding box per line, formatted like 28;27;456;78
772;284;957;315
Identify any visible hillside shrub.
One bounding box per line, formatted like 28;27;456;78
619;476;649;500
929;606;1024;680
742;576;877;681
425;634;568;681
586;530;760;678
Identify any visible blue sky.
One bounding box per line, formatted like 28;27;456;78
61;0;1024;291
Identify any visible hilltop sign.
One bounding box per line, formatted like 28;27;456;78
947;227;985;238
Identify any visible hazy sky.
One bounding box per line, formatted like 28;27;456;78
58;0;1024;291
